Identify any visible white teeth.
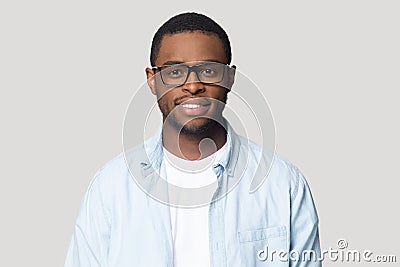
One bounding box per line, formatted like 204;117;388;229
181;103;201;109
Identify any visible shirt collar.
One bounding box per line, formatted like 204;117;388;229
142;119;240;179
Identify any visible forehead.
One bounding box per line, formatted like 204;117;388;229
156;31;227;66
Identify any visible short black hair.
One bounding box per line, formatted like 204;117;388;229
150;12;232;67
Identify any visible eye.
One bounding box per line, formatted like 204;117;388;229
171;69;181;75
201;68;217;77
167;68;185;78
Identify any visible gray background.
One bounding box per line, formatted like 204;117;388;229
1;0;399;266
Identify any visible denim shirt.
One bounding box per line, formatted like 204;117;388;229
65;123;321;267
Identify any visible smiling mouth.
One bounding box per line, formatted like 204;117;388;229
180;103;204;109
175;97;211;106
175;98;211;116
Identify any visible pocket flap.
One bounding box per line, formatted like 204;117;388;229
238;226;286;243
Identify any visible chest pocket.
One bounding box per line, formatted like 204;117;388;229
238;226;288;266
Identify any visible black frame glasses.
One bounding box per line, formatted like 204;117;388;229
152;62;235;87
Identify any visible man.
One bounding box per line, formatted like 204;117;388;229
65;12;321;267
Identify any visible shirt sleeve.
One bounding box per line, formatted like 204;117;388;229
289;168;322;267
64;172;111;267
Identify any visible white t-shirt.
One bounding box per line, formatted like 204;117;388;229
162;143;228;267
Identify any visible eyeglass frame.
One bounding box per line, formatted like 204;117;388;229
151;61;236;87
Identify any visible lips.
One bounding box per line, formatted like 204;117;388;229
175;97;211;116
175;97;211;106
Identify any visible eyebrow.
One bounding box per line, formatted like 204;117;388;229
160;61;184;66
159;59;225;66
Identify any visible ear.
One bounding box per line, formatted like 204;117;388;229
227;65;236;91
145;67;157;95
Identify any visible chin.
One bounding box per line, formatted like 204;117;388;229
179;119;216;135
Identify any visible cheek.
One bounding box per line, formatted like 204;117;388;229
157;93;168;109
211;88;228;103
157;95;169;117
156;89;176;108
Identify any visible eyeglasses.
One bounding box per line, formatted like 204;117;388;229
152;62;234;87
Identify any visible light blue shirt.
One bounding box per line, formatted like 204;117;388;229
65;122;321;267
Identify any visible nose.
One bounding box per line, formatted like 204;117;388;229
182;71;205;95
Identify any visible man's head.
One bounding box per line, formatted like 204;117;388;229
149;12;232;67
146;12;235;135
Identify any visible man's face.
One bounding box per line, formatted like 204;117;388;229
146;32;234;135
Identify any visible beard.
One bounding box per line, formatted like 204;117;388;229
155;84;228;135
158;96;226;135
174;117;217;135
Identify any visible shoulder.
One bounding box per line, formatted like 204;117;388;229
87;143;148;201
235;135;305;198
266;151;314;205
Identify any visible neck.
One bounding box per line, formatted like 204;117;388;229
162;120;227;161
